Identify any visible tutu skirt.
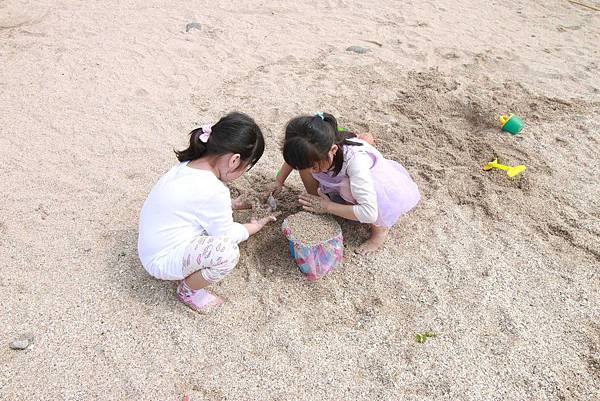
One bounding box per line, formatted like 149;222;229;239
313;141;420;228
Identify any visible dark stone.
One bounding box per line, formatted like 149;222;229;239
185;22;202;33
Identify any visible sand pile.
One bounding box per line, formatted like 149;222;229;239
284;212;341;244
249;195;277;219
229;181;277;219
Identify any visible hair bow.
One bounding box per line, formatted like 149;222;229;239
314;112;325;120
199;124;212;143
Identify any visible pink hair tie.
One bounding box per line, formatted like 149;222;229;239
199;124;212;143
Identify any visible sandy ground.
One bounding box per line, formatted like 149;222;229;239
1;0;600;399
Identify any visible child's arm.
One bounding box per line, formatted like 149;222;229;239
268;162;293;196
299;152;378;224
277;162;293;184
344;153;378;224
299;191;359;221
298;168;320;196
243;215;277;236
205;192;276;241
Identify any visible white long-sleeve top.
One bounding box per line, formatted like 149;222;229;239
138;162;248;271
346;149;379;224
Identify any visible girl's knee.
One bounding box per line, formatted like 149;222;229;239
223;240;240;265
201;259;237;283
201;239;239;283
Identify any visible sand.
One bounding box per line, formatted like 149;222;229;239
284;212;341;244
250;195;277;219
1;0;600;400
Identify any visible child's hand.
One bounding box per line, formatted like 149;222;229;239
232;195;251;210
299;190;331;214
244;214;278;236
260;180;283;203
265;163;292;199
266;180;284;198
251;215;278;227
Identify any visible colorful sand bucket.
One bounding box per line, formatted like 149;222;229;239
282;218;344;280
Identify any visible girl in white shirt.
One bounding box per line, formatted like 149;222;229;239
138;112;276;313
272;112;420;256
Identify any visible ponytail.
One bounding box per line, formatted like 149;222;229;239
322;113;361;176
175;112;265;169
175;128;208;162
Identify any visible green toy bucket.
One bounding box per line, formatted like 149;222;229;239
499;113;523;135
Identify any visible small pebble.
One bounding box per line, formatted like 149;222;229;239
185;22;202;33
9;336;33;350
346;46;370;54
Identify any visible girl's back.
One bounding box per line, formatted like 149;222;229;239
138;161;235;270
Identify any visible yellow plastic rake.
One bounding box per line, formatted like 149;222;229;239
482;159;527;177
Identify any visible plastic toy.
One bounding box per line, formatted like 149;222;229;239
499;113;524;135
482;159;527;177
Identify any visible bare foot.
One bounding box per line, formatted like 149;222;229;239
355;225;389;256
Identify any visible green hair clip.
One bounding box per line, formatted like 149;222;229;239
314;112;324;120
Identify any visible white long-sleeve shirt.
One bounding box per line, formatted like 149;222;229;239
138;162;248;273
346;148;379;224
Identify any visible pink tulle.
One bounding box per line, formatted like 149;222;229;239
313;140;420;227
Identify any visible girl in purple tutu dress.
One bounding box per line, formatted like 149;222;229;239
271;112;420;255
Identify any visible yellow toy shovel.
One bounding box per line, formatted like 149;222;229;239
482;159;526;177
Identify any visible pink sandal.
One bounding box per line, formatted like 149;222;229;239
177;281;224;313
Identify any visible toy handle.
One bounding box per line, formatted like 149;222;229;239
499;113;513;125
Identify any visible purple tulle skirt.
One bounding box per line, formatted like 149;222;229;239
312;141;420;227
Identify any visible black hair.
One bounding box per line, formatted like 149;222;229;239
175;112;265;170
282;112;361;176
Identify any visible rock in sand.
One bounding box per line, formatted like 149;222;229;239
9;335;33;350
346;46;370;54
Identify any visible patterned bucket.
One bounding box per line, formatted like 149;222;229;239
282;217;344;281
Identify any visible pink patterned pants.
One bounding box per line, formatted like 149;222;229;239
181;236;240;283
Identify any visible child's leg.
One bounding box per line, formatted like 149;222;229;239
356;225;389;256
177;236;240;313
299;169;320;196
182;236;239;288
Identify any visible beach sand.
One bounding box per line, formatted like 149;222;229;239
1;0;599;399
